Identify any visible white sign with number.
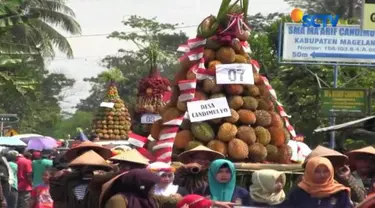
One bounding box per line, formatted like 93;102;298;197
100;102;114;108
140;114;161;124
215;63;253;84
187;97;231;122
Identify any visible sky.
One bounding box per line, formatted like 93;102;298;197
48;0;292;112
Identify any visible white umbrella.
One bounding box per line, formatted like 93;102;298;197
11;134;43;140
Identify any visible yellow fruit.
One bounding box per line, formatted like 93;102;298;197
237;126;256;145
255;110;272;127
237;109;256;125
242;96;258;110
207;140;227;155
162;107;181;122
217;122;237;142
207;60;222;73
234;54;248;63
224;109;239;124
216;47;236;63
228;139;249;160
228;96;244;110
254;126;271;145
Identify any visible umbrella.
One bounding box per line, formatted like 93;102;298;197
26;136;58;151
0;137;26;147
12;134;43;142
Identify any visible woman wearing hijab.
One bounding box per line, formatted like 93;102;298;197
284;156;352;208
196;159;250;207
147;162;188;197
249;169;286;206
102;169;161;208
176;194;212;208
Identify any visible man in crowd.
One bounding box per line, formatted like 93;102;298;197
32;151;53;187
16;152;32;208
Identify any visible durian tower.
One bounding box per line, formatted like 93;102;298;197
92;81;132;140
133;67;171;136
151;0;293;163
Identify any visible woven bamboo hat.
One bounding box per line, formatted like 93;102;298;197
346;146;375;167
302;145;348;168
178;145;225;164
65;141;112;162
109;149;149;165
68;150;113;170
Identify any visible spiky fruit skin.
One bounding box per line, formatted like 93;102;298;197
248;143;267;162
176;101;187;112
186;141;203;150
203;78;217;93
242;96;258;110
216;47;236;63
255;110;272;127
237;126;256;145
237;109;256;125
234;54;248;63
269;127;286;147
269;112;284;128
208;60;222;73
278;144;292;164
174;130;193;149
228;139;249;160
225;84;244;95
162;107;181;122
257;97;274;111
229;96;244;110
224;109;239;124
283;128;291;144
244;85;260;97
254;126;271;145
203;49;216;63
266;144;279;162
191;122;215;142
207;140;227;155
210;93;226;99
92;82;131;140
217;122;237;142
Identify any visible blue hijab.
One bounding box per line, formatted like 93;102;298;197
208;159;236;201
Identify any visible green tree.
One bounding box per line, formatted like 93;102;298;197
77;16;188;112
0;0;81;57
51;111;93;139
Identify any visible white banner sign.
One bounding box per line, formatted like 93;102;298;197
187;97;231;122
100;102;114;108
140;114;161;124
215;63;254;84
282;23;375;63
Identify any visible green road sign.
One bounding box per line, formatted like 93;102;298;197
0;114;19;123
319;88;369;117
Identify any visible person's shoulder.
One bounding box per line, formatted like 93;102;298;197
106;194;127;207
334;189;350;198
235;186;249;195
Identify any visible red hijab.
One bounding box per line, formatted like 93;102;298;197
177;194;212;208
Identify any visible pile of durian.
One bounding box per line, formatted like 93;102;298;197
149;0;293;163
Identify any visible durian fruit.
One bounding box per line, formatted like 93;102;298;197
191;122;215;142
225;84;244;95
283;128;291;144
174;130;193;149
234;54;248;63
237;126;256;145
91;81;131;140
162;107;182;123
217;122;237;142
228;96;244;110
237;109;256;124
207;60;222;73
207;140;227;155
176;101;187;112
278;144;292;164
268;127;286;147
257;97;274;111
224;109;239;124
203;49;216;63
255;110;272;127
248;143;267;162
195;91;208;100
254;126;271;145
186;141;203;150
216;47;235;63
210;93;226;99
244;85;260;97
266;144;279;162
228;139;249;160
242;96;258;110
202;78;217;93
269;111;284;128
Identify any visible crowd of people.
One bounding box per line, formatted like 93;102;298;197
0;141;374;207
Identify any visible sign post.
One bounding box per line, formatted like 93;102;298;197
361;0;375;31
279;23;375;149
0;114;19;136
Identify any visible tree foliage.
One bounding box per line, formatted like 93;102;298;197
77;16;188;113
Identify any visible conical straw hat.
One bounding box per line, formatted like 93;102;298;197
346;146;375;169
109;149;149;165
178;145;225;164
303;145;348;168
65;141;112;161
68;150;112;170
